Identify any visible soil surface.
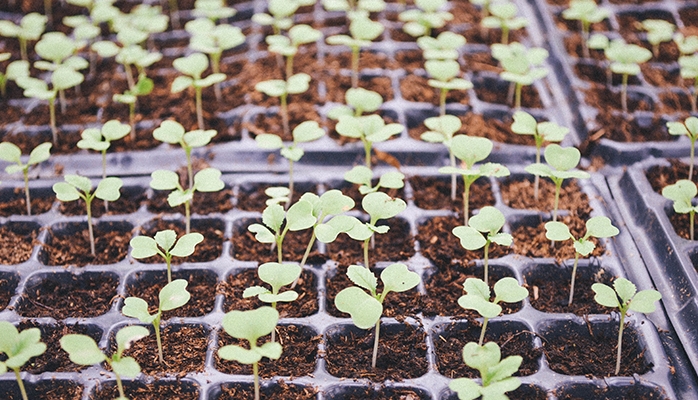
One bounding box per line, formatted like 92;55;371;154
330;387;431;400
42;222;131;266
324;323;428;381
409;176;494;212
147;188;234;215
512;215;605;262
91;381;199;400
0;225;36;264
231;219;322;264
554;383;669;399
19;321;102;373
18;272;117;318
500;177;590;214
218;382;317;400
0;273;17;310
326;218;415;266
221;268;318;317
646;159;695;193
0;379;82;400
216;324;320;377
59;188;146;216
0;189;54;216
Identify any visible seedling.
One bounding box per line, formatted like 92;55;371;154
667;117;698;180
192;0;238;22
545;216;620;306
218;307;282;400
425;59;473;116
511;111;569;201
326;15;384;88
52;175;123;256
122;279;191;364
253;0;316;35
421;115;462;200
562;0;609;58
344;165;405;195
438;135;510;225
0;322;46;400
453;206;512;285
255;120;325;204
149;168;224;234
592;277;661;375
469;0;492;19
62;15;101;76
637;19;675;59
491;42;549;109
255;73;311;138
458;277;527;345
130;230;204;282
0;55;30;97
0;13;47;61
418;31;466;61
61;325;149;400
677;52;698;112
398;0;453;38
481;0;527;45
327;87;383;120
243;261;301;342
448;341;522;400
0;141;51;216
525;144;590;222
266;24;322;79
248;199;316;263
334;263;420;368
674;33;698;56
662;179;698;240
186;18;245;100
264;186;292;206
172;52;226;130
588;35;652;113
16;66;84;145
321;0;385;15
152;120;217;191
335;114;404;169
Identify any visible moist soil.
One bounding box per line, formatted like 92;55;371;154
250;105;322;143
91;381;199;400
215;324;320;377
0;379;82;400
236;183;319;212
543;321;652;377
525;263;616;315
434;321;543;379
325;218;415;266
0;225;36;264
220;268;318;317
500;178;591;215
18;272;117;318
511;215;605;261
231;220;323;264
0;189;54;216
330;387;431;400
645;159;695;193
554;383;669;399
125;270;217;318
59;188;147;216
399;74;468;105
324;323;429;382
218;381;317;400
138;218;224;263
407;112;535;146
416;216;511;267
42;223;131;266
0;274;17;310
18;321;101;373
325;264;422;318
147;188;234;215
421;264;522;318
119;324;208;376
668;212;695;241
409;176;494;212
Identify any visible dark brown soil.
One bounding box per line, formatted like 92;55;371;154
18;321;101;373
125;269;217;318
0;188;54;216
117;324;208;376
218;381;317;400
399;74;468;106
138;218;224;263
416;216;511;267
0;225;36;264
215;324;320;377
524;263;616;315
543;321;652;376
231;219;322;264
324;323;428;381
500;177;591;214
42;223;131;266
434;321;543;378
18;272;118;318
512;215;605;262
329;387;431;400
326;218;415;266
445;384;549;400
554;382;669;399
646;159;695;193
59;188;147;216
0;273;17;310
91;380;199;400
325;74;394;103
473;75;543;109
421;264;521;317
221;268;318;317
409;176;494;211
668;212;695;240
236;182;319;212
325;264;422;318
592;110;669;144
585;86;653;113
0;379;82;400
147;188;233;215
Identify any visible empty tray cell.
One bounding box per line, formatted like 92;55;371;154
0;221;41;265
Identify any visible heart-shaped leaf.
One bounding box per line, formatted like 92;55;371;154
334;286;382;329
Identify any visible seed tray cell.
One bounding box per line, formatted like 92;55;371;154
529;0;698;164
0;163;692;398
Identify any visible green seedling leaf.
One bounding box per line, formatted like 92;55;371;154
0;322;46;369
222;306;279;344
453;226;487;250
153;120;185;144
248;224;275;243
347;264;378;292
286;200;316;231
544;144;581;171
417;31;466;60
381;262;420;294
315;215;363;243
0;142;22;164
334;286;382;329
193;168;225;192
60;334;105;365
362;191;407;220
218;345;263;364
159;279;191;311
111;356;141;378
469;206;506;235
173;52;208;78
169;232;205;257
150;170;180;191
585;216;620;238
662;179;698;214
493;277;529;303
544;221;572;241
122;297;155;323
256;134;284;150
116;325;150;355
28;142;52;165
458;286;501;319
293;120;325;142
451;135;494;167
258;262;302;293
94;177;123;201
345;87;383;114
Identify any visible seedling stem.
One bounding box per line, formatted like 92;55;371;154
352;46;360;88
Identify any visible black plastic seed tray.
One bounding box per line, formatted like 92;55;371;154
0;163;692;399
529;0;697;165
